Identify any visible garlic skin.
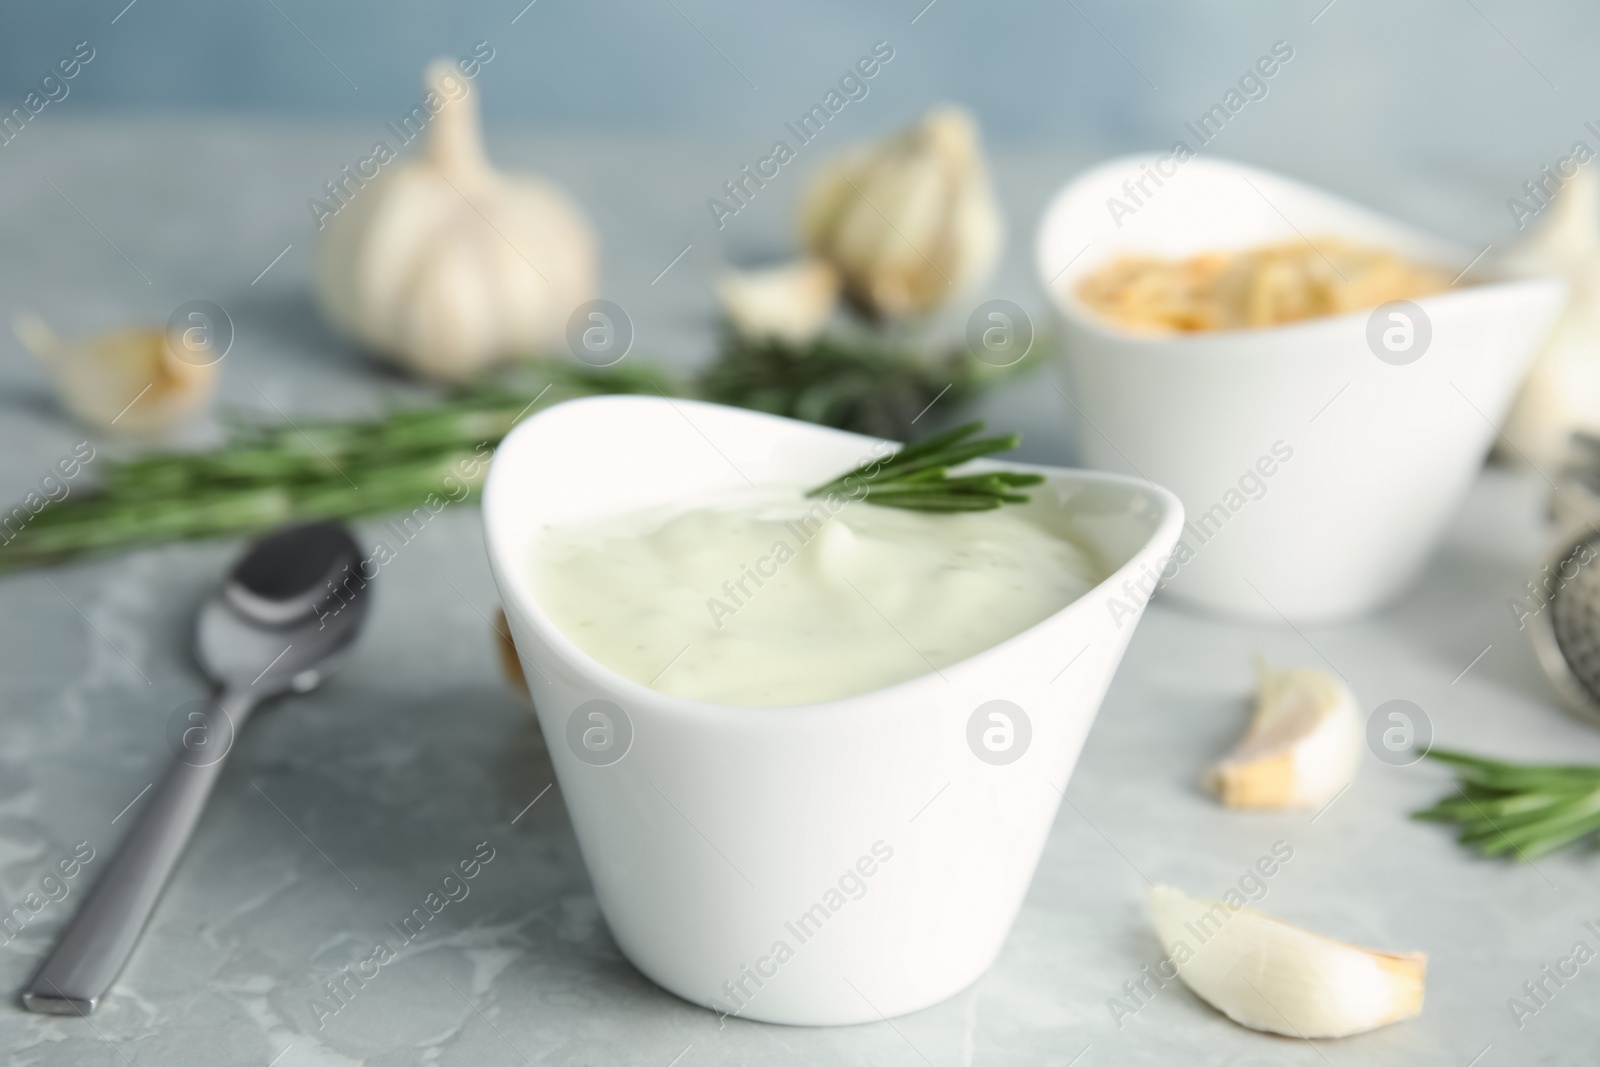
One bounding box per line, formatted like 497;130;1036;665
715;259;839;344
1500;168;1600;472
1150;885;1425;1039
14;314;216;433
317;61;598;382
799;106;1003;320
1205;664;1360;810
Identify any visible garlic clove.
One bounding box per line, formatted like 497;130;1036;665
321;162;462;357
1149;885;1425;1039
1205;664;1360;810
14;313;217;433
1499;167;1600;472
397;223;506;381
799;105;1003;320
316;60;599;381
714;259;840;344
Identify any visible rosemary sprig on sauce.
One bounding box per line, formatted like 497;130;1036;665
1412;749;1600;860
807;421;1044;512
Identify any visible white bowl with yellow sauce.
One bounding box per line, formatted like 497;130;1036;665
482;395;1182;1025
1038;154;1566;622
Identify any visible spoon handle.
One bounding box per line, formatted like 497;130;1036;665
22;687;258;1015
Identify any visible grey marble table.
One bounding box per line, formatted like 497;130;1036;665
2;119;1599;1066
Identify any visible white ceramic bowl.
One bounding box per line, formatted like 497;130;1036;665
1037;155;1566;622
482;395;1182;1025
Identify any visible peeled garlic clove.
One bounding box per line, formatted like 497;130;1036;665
1205;664;1360;810
1499;167;1600;472
316;60;598;381
714;259;839;344
1149;885;1425;1038
14;313;217;432
799;105;1002;319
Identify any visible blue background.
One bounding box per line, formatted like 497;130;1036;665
1;0;1594;241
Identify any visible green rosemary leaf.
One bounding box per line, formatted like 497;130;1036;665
1415;748;1600;859
849;495;1007;512
698;326;1037;440
0;361;669;571
807;421;1040;512
1517;815;1600;860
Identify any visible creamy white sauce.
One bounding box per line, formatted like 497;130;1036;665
530;486;1104;706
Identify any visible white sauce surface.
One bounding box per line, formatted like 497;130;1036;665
530;486;1104;706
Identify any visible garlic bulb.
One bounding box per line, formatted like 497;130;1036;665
14;313;217;432
1149;885;1425;1039
317;61;598;381
798;106;1003;320
1500;168;1600;472
715;259;839;344
1205;664;1360;810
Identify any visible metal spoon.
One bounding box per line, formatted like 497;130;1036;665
22;521;373;1015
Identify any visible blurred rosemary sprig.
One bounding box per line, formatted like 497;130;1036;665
808;421;1042;512
0;362;672;571
1413;749;1600;860
1;326;1036;571
699;327;1036;440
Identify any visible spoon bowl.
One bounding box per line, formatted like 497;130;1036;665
197;521;369;695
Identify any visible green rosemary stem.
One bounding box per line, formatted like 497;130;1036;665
0;361;671;571
1413;748;1600;860
807;421;1044;512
